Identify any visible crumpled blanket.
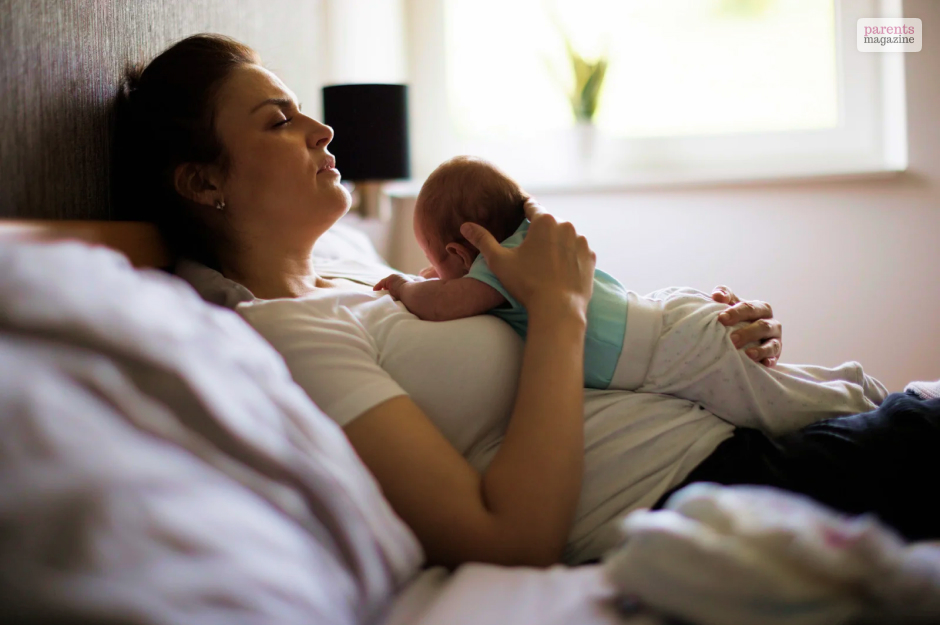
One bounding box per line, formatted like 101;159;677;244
603;483;940;625
0;241;423;625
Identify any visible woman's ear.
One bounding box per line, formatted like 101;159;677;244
445;242;476;270
173;162;222;207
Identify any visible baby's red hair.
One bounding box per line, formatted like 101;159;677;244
416;156;528;256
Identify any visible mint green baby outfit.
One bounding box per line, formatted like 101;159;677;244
465;219;629;389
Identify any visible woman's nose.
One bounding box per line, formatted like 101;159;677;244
308;120;333;149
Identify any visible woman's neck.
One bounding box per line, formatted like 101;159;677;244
218;239;332;300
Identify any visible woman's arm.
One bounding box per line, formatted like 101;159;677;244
345;201;594;568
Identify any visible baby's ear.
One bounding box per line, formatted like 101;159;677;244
445;242;476;270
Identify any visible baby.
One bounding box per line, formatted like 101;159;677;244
375;156;888;436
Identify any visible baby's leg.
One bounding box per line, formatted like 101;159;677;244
635;288;888;438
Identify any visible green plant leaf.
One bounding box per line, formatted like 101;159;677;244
556;18;609;122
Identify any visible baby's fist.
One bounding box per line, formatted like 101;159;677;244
374;273;413;300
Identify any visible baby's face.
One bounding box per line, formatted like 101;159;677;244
413;205;471;281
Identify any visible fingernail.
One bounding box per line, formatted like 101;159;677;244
731;333;741;346
460;224;472;237
747;349;758;359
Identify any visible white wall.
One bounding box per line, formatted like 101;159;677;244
386;0;939;391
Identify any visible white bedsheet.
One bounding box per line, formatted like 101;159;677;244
383;564;655;625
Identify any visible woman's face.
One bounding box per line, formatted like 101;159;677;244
212;64;351;244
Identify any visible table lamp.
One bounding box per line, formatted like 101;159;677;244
322;84;410;220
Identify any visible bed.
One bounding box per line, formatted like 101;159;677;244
3;2;939;621
3;221;940;625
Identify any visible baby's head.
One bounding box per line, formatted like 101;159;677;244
414;156;528;280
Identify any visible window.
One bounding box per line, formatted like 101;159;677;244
406;0;907;188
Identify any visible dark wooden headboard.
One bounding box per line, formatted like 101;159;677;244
0;220;170;268
0;0;326;221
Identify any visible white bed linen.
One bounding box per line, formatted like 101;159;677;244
0;241;422;625
383;565;657;625
6;237;928;625
0;239;654;625
605;484;940;625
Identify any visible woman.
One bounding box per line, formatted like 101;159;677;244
113;34;937;567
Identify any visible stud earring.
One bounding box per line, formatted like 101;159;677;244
215;199;225;211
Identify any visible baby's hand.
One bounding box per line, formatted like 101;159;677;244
374;273;418;300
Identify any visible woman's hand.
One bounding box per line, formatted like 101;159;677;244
460;199;596;319
711;285;783;367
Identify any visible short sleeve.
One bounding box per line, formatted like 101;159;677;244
237;299;407;427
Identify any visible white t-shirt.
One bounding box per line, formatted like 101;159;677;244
237;271;734;564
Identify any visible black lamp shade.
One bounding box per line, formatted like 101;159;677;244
322;84;410;181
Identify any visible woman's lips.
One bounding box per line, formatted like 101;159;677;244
317;156;337;174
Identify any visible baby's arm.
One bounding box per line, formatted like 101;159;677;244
374;274;507;321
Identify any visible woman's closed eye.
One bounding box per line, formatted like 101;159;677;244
273;116;293;128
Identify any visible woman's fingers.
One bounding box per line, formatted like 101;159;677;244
711;287;783;367
733;317;782;350
523;200;558;242
718;299;773;327
460;222;503;260
745;338;783;366
522;197;546;221
732;315;780;345
711;285;740;307
468;202;594;313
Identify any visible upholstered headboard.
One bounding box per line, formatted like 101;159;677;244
0;0;326;221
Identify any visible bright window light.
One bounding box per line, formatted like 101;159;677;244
445;0;838;139
407;0;906;188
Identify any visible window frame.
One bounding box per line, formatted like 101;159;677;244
404;0;908;190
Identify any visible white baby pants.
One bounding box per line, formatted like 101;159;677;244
608;287;888;438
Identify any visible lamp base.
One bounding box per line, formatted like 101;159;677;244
352;182;392;221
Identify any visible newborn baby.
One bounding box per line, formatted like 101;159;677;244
375;156;888;436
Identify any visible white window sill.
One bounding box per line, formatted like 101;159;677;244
383;164;904;200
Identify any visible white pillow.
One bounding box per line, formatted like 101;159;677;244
312;219;387;264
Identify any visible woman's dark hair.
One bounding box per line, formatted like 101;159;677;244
111;33;260;268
